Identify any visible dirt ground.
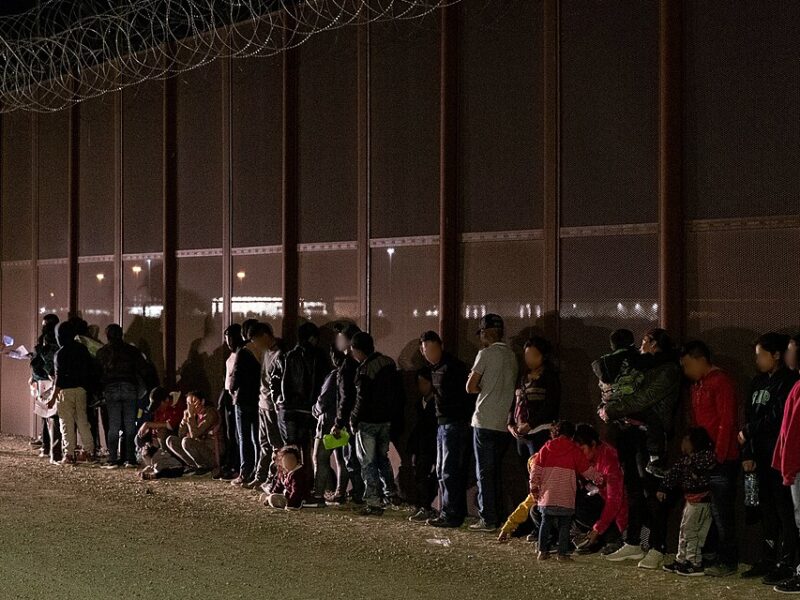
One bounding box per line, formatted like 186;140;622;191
0;434;783;600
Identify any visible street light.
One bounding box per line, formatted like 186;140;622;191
96;273;105;283
237;271;246;281
132;265;142;275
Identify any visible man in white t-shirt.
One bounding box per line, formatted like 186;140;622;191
465;314;518;532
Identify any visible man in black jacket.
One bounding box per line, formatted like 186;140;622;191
350;332;403;516
279;322;328;467
331;322;365;503
96;324;151;468
417;330;472;528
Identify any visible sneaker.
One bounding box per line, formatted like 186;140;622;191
576;542;603;556
101;462;121;470
326;494;347;506
242;479;263;490
676;562;705;577
124;462;139;469
526;533;538;543
605;543;646;562
556;554;574;562
357;505;385;517
29;438;43;448
303;497;327;508
741;562;771;579
774;575;800;594
705;563;737;577
427;517;460;528
468;519;497;533
537;551;550;561
638;549;664;570
601;541;623;556
663;560;686;573
258;493;269;506
409;509;433;523
383;495;403;509
764;565;796;586
38;450;49;458
230;476;247;487
645;458;667;479
58;455;76;466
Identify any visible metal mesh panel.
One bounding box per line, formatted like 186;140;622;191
560;0;659;227
458;0;544;232
77;261;115;334
298;250;359;331
122;258;164;379
37;111;69;259
231;253;282;333
37;263;69;320
683;0;800;219
1;111;32;261
0;264;34;435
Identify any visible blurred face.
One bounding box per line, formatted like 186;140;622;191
755;344;781;374
640;334;658;355
418;377;433;397
578;442;596;461
421;340;443;366
786;340;799;372
225;334;236;352
187;394;202;412
680;355;707;382
351;347;367;363
479;328;501;348
524;345;544;371
281;452;298;471
336;333;351;353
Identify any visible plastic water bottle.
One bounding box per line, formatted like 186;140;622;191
744;472;759;507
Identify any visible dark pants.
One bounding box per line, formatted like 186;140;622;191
105;382;139;464
757;456;798;567
41;417;50;452
516;428;551;459
704;460;739;568
48;415;62;461
436;422;471;525
412;448;437;511
253;405;284;483
235;404;260;480
473;427;511;527
218;390;240;473
540;510;574;555
277;409;313;467
342;429;365;500
313;438;349;497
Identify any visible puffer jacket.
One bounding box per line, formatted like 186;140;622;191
351;352;404;429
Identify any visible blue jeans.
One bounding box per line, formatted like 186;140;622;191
539;510;574;555
473;427;511;527
355;422;394;507
436;422;471;525
706;460;738;567
235;404;260;480
105;381;139;464
342;430;365;500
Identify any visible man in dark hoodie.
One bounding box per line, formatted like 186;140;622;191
48;321;97;464
279;322;329;469
96;323;151;468
30;314;60;461
739;332;800;584
331;322;366;504
350;331;404;516
418;330;472;529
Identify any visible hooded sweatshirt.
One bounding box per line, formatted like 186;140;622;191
530;436;603;512
742;367;800;461
772;380;800;485
53;322;95;391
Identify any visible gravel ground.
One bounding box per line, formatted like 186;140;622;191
0;434;781;600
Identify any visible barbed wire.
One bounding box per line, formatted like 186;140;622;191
0;0;460;113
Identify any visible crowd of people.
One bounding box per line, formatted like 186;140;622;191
21;310;800;593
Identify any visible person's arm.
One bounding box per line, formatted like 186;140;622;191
593;455;623;535
334;364;354;430
712;374;738;463
187;407;219;438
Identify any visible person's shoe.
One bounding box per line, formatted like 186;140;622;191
526;533;539;543
468;519;497;533
605;543;646;562
258;493;269;506
774;575;800;594
242;479;263;490
600;541;623;556
764;565;796;586
303;497;327;508
29;438;43;448
645;458;667;479
663;560;685;573
140;471;158;481
383;494;403;509
124;462;139;469
357;505;384;517
676;562;705;577
409;509;433;523
101;461;121;470
192;468;212;478
427;517;461;528
741;562;771;579
326;494;347;506
38;449;49;458
556;554;574;563
637;549;664;570
537;551;551;561
576;542;603;556
230;475;247;487
705;563;737;577
58;455;76;466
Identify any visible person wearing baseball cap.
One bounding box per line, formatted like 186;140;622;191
466;313;518;532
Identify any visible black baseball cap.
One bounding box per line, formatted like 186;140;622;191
476;313;504;335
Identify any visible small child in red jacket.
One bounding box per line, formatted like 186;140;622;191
530;421;603;561
259;446;311;510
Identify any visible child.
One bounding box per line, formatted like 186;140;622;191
530;421;603;561
408;367;439;522
659;428;716;576
259;446;311;510
497;453;539;543
594;329;665;478
136;387;186;480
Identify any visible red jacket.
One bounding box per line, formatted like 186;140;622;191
275;464;311;508
530;436;602;511
773;380;800;485
591;443;628;535
690;368;739;463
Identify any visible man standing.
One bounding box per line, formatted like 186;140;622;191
350;332;403;516
418;330;472;529
466;314;518;532
680;340;739;577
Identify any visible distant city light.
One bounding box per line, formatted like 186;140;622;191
132;265;142;275
96;273;105;282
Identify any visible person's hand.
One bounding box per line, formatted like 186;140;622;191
46;397;56;410
330;426;341;439
507;425;520;439
517;423;531;436
586;529;600;546
497;531;509;543
656;491;666;502
597;406;609;423
737;430;746;446
742;460;756;473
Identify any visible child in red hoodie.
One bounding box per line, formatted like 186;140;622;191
530;421;603;561
259;446;311;510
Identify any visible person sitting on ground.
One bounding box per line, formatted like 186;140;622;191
659;428;717;577
572;423;628;556
259;446;311;510
497;453;539;544
530;420;603;562
408;367;439;523
165;390;220;477
137;388;186;481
